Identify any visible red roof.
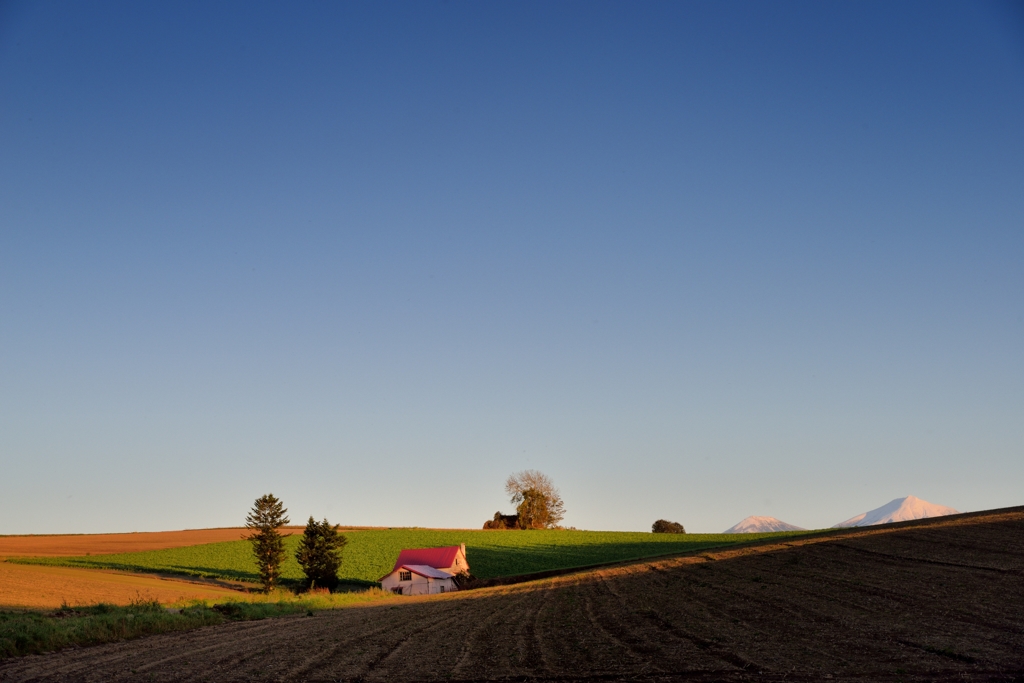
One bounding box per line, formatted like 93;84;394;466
391;546;462;572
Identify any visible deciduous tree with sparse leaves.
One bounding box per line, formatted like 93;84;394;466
505;470;565;529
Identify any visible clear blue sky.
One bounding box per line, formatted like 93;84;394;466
2;1;1022;534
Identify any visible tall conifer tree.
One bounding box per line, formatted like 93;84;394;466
245;493;290;591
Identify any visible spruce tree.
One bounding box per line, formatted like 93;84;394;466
245;493;290;591
295;516;348;590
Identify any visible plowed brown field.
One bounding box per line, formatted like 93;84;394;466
0;563;243;609
2;508;1022;682
0;527;304;558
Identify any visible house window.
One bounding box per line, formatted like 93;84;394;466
455;558;460;566
400;571;412;582
439;585;445;593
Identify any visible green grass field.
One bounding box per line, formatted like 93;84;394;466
11;528;815;586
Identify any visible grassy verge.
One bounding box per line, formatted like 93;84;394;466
0;589;399;660
1;600;223;659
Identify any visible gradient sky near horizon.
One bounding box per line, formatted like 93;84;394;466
2;1;1022;535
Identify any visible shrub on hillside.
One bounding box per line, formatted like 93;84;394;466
483;512;519;529
652;519;686;534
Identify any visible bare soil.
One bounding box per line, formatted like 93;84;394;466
3;508;1022;682
0;528;305;559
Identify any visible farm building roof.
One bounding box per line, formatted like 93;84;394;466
400;565;456;580
378;563;458;582
391;546;462;572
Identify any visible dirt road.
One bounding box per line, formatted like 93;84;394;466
3;508;1022;682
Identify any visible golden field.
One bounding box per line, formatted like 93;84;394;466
0;562;243;609
0;527;303;609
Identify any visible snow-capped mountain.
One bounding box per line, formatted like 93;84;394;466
833;495;959;528
724;516;806;533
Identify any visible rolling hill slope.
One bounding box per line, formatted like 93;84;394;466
3;505;1022;682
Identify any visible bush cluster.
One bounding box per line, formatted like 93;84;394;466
652;519;686;534
483;512;520;529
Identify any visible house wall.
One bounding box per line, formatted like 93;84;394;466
380;570;454;596
380;570;403;594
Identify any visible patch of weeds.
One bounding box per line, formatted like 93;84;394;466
0;599;222;660
210;602;304;621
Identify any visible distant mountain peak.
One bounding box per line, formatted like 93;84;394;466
725;515;805;533
833;495;959;528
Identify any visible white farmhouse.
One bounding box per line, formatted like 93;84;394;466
379;544;469;596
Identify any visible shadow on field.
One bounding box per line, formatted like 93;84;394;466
149;567;379;592
459;538;751;580
157;565;255;582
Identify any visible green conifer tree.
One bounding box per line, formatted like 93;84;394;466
245;494;290;592
295;516;348;590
